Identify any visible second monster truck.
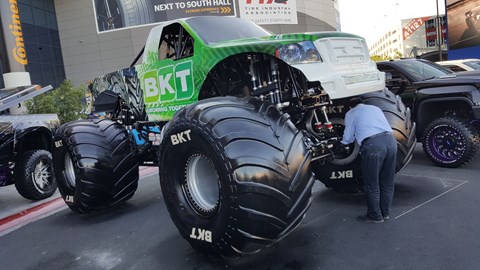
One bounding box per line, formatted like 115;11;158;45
53;17;416;258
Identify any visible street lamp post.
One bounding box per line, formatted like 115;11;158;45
436;0;443;61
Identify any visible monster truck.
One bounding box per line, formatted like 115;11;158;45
377;58;480;168
0;85;59;200
53;16;415;258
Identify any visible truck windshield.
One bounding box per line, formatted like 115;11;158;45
395;60;454;81
464;60;480;70
186;17;271;44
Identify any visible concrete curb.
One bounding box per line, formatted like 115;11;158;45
0;166;159;235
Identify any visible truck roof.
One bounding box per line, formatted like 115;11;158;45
0;85;53;112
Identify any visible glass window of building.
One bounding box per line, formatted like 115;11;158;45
0;0;65;89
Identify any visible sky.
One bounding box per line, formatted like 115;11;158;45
339;0;447;46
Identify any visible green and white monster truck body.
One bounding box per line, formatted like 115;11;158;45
53;16;416;259
137;17;385;120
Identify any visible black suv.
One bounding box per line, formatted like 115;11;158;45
377;59;480;167
1;85;59;200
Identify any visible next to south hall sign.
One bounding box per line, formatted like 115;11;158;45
93;0;236;33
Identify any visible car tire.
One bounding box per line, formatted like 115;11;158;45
313;88;416;191
53;119;139;213
422;116;479;168
159;96;314;259
14;150;57;200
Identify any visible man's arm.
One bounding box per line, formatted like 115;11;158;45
341;111;355;144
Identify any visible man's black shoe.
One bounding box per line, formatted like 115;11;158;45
357;215;384;224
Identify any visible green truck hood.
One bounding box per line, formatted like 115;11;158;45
209;32;365;51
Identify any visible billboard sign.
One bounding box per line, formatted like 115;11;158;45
425;17;447;47
447;0;480;50
93;0;236;33
401;15;447;58
402;17;429;40
238;0;298;25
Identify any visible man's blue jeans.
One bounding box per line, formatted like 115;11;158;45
360;133;397;220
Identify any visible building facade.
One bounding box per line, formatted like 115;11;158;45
0;0;65;89
369;15;447;60
1;0;340;89
369;27;403;59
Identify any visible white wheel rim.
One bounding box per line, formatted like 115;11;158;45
64;153;76;188
185;154;220;213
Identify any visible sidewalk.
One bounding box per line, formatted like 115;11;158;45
0;166;158;235
0;186;62;221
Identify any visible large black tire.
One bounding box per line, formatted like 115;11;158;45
159;97;314;259
14;150;57;200
123;67;147;121
313;88;416;191
422;117;479;168
98;67;147;121
53;119;139;214
90;68;147;121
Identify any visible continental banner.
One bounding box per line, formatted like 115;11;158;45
238;0;298;25
93;0;236;33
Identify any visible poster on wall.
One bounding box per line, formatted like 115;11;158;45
447;0;480;50
238;0;297;25
93;0;236;33
425;17;447;47
402;17;429;40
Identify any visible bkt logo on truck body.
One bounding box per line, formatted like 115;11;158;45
144;61;194;103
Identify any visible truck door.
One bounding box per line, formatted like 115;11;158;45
141;23;196;120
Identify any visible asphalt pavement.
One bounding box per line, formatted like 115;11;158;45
0;143;479;270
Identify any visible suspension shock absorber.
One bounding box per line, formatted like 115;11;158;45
249;56;258;92
312;109;323;131
320;106;333;131
271;58;283;108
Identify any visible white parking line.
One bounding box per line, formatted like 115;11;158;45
399;173;468;182
394;180;468;220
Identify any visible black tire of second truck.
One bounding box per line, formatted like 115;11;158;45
159;96;314;259
124;68;147;121
53;119;139;214
107;71;147;122
422;117;479;168
313;88;416;191
14;150;57;200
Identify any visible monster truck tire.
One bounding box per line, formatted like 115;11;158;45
159;96;314;259
106;71;147;121
313;88;416;191
124;68;147;121
14;150;57;200
422;117;479;168
53;119;139;214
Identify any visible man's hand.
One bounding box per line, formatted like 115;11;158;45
338;144;350;154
